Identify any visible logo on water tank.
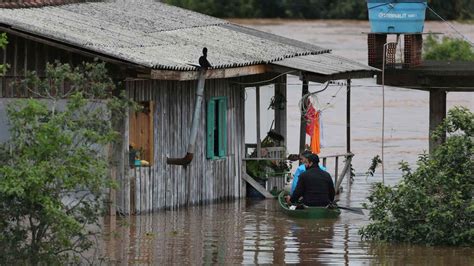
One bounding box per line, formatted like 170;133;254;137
378;12;418;19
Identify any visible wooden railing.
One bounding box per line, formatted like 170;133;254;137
243;145;288;198
244;144;286;160
320;152;354;193
242;146;354;197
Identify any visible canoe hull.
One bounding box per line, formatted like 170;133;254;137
278;192;341;219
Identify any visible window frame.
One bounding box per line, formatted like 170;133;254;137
206;96;227;160
129;101;154;167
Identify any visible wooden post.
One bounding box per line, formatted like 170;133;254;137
299;77;309;154
429;89;446;153
108;79;128;215
13;35;17;78
274;75;287;147
346;79;352;183
346;79;351;154
24;39;28;76
256;86;261;158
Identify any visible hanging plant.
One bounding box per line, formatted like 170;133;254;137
268;92;286;110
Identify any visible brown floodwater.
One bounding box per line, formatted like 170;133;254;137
101;194;473;265
100;20;473;264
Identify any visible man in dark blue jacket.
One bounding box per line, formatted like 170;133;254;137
286;154;335;207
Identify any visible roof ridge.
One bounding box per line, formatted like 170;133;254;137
146;22;230;34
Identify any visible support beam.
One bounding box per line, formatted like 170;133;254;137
375;61;474;92
274;75;287;147
429;90;446;153
256;86;261;158
299;77;309;154
242;173;274;199
151;65;269;81
346;79;352;183
335;155;353;194
346;79;351;154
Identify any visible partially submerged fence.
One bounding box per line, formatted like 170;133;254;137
244;146;288;196
243;145;354;198
320;152;354;193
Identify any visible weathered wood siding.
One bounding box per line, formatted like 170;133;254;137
0;34;94;97
118;79;246;213
0;33;250;214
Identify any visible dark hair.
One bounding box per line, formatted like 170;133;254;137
307;154;320;164
301;150;312;158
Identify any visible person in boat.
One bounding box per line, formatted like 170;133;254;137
290;151;328;196
286;154;335;207
290;150;312;195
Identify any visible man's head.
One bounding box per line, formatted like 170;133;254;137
300;150;312;166
202;47;208;56
307;154;320;167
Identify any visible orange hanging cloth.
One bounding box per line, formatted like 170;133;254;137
310;111;321;154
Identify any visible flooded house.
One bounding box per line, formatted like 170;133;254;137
0;0;376;214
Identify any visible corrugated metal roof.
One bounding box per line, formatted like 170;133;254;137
272;54;378;76
0;1;330;71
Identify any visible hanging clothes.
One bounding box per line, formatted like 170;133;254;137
304;101;321;154
310;111;321;154
305;102;317;136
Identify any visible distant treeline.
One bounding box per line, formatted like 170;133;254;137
164;0;474;20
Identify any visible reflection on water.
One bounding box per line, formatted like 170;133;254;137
101;20;473;264
101;191;473;264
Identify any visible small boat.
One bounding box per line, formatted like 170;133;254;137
277;191;341;219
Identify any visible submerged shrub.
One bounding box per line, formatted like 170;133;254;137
360;107;473;246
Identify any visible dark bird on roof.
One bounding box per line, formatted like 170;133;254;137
199;47;212;69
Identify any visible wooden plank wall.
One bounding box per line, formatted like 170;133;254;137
0;34;92;98
119;78;246;213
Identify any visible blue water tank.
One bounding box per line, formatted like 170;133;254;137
367;0;427;33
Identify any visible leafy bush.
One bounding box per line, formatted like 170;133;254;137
359;107;473;246
0;62;133;264
0;33;8;74
424;35;474;61
426;0;474;20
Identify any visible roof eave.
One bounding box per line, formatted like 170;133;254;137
150;64;270;81
269;64;378;83
303;70;377;83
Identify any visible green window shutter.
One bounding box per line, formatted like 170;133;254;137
207;100;216;159
218;98;227;157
